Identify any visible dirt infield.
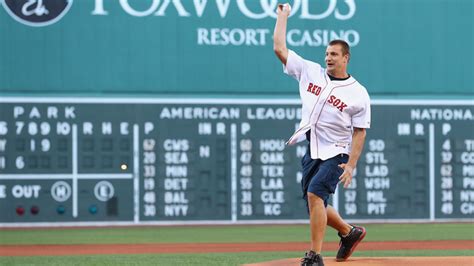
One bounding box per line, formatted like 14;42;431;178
0;240;472;256
244;256;474;266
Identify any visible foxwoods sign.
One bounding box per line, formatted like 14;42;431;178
2;0;360;47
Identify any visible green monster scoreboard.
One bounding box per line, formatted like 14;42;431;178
0;98;473;226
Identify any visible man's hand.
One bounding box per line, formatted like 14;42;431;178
277;3;291;16
338;163;354;188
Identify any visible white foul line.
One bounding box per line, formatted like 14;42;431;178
0;174;133;180
76;174;133;179
72;124;78;218
0;174;74;180
133;124;140;223
429;123;435;221
231;124;238;222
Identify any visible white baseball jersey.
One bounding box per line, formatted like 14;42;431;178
284;49;371;160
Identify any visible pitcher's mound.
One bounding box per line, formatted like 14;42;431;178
244;256;474;266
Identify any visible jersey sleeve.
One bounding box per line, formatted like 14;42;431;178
283;49;305;81
352;90;371;129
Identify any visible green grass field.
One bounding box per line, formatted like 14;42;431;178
1;223;473;265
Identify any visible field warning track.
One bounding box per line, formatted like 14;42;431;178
0;240;472;256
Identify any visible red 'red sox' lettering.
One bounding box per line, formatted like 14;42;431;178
307;83;322;96
327;95;348;112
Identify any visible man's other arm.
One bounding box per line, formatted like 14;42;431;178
339;127;366;188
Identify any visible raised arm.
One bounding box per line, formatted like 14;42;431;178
273;3;291;65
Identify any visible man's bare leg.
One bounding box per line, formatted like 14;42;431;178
327;205;352;235
307;192;327;253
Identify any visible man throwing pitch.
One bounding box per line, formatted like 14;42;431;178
273;3;370;266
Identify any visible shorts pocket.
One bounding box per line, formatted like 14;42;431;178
327;165;344;194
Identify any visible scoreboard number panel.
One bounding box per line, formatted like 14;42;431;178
0;98;472;225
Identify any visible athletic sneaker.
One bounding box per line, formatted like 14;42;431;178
300;250;324;266
336;225;366;261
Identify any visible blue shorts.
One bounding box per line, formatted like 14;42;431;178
301;146;349;211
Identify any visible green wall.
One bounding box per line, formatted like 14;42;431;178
0;0;473;96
